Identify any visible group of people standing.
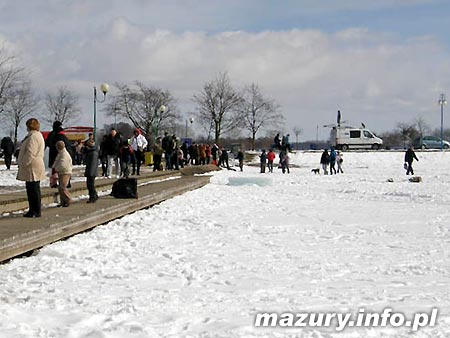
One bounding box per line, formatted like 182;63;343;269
99;128;148;178
259;148;290;174
15;119;101;217
320;147;344;175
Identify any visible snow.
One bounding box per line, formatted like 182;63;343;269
1;151;450;337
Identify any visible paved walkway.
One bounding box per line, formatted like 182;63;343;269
0;169;180;214
0;165;219;262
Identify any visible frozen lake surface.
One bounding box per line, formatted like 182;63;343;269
0;151;449;337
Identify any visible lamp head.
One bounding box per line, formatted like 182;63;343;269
100;83;109;95
159;105;166;113
189;117;194;124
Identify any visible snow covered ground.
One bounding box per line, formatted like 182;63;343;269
0;151;450;337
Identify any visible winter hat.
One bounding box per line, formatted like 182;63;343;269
52;120;63;131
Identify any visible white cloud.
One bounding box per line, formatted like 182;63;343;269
2;14;450;139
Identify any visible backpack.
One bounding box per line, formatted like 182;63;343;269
111;178;138;198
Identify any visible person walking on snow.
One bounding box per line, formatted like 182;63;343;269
267;149;276;173
329;147;337;175
404;146;419;175
280;151;290;174
336;151;344;173
237;149;244;171
320;149;330;175
260;149;267;173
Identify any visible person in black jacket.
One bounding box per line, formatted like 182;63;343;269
99;135;108;177
320;149;330;175
220;148;231;169
83;133;99;203
104;128;122;178
237;149;244;172
1;136;15;170
45;121;74;168
211;144;219;165
404;146;419;175
260;149;267;173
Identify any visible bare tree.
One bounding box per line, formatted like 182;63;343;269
2;81;39;145
397;122;418;149
0;49;23;117
106;81;179;141
193;72;243;144
241;83;283;150
415;116;430;138
43;86;81;127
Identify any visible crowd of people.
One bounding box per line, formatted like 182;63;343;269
10;119;249;217
5;120;424;218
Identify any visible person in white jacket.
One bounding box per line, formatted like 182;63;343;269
130;128;148;175
52;140;73;207
17;118;46;217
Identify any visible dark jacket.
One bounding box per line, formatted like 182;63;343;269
161;134;172;153
45;124;74;167
404;149;418;164
260;151;267;163
84;143;99;177
103;133;122;156
119;144;133;163
211;144;219;159
237;151;244;161
1;137;14;155
320;150;330;164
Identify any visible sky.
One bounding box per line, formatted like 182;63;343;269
1;0;450;140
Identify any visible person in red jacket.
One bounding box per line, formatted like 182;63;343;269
267;149;276;173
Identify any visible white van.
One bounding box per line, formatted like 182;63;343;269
330;126;383;151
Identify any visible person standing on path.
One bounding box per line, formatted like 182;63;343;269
16;118;46;217
104;128;122;178
84;133;99;203
130;128;148;176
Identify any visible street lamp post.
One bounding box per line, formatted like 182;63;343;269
153;105;166;142
439;93;447;151
93;83;109;142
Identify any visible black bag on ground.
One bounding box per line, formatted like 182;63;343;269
111;178;138;199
